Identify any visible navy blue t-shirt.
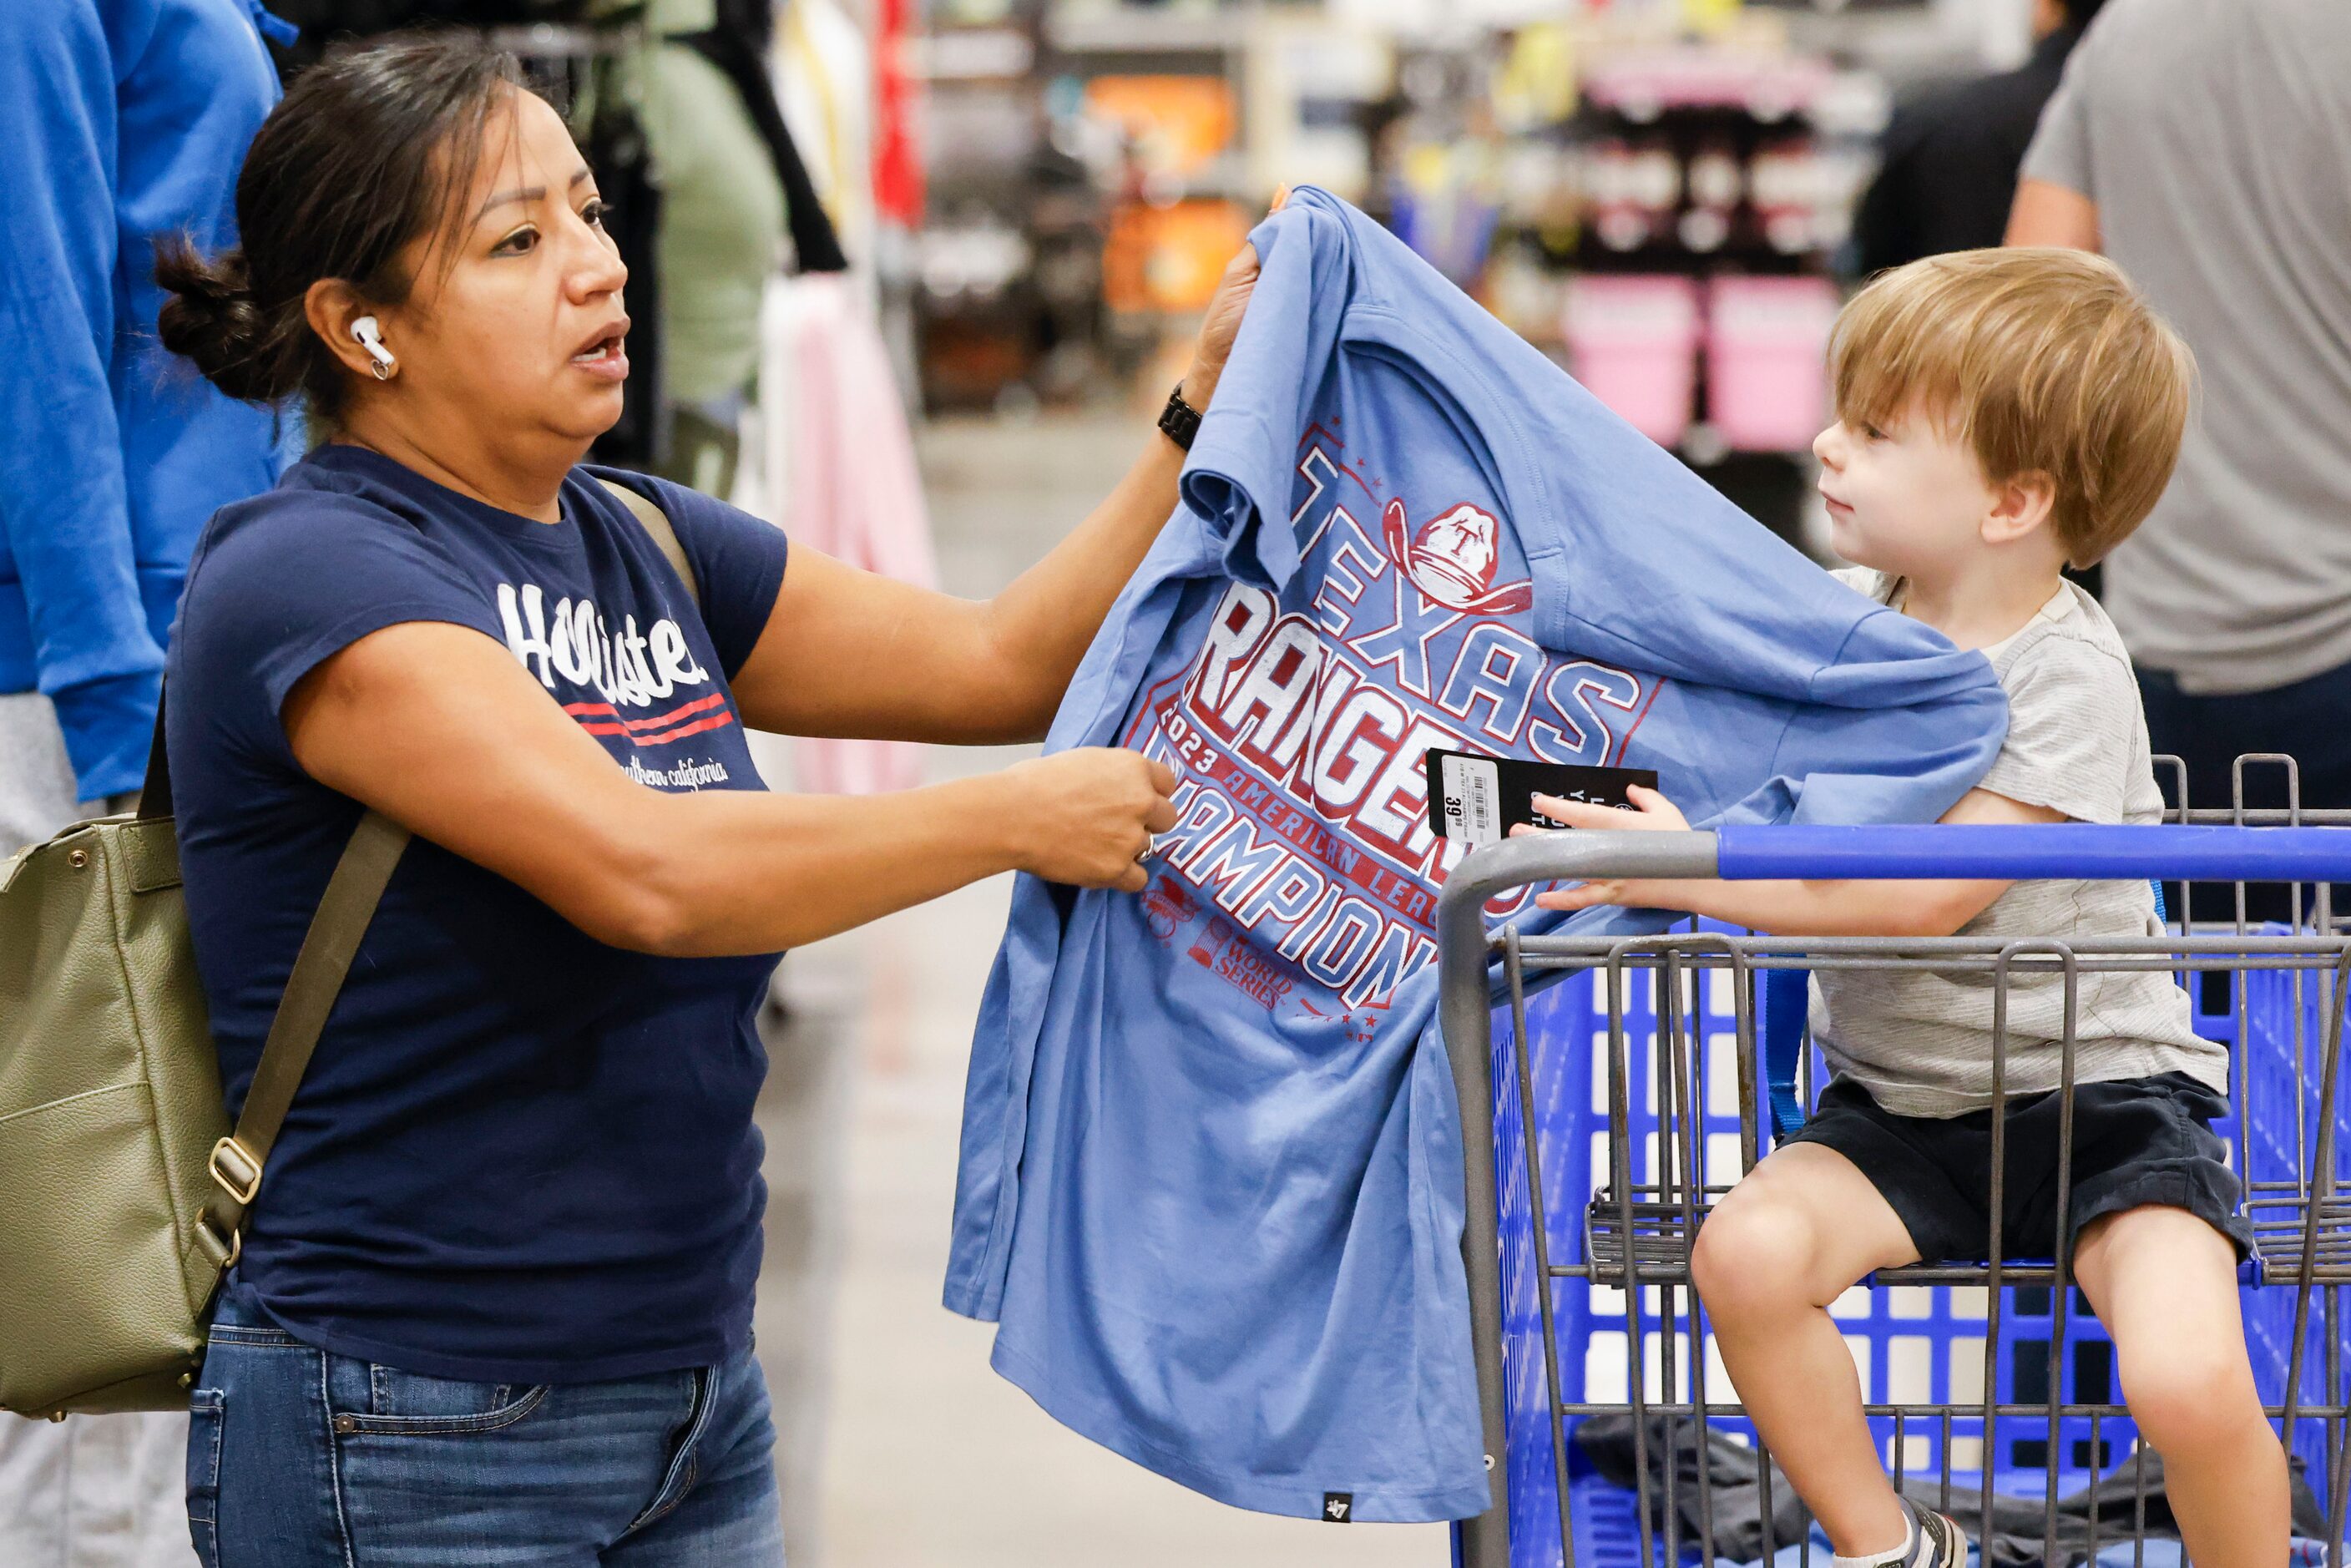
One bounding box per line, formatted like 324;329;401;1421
166;443;790;1383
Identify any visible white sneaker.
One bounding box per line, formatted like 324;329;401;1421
1891;1506;1968;1568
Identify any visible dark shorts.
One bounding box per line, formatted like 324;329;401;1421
1784;1072;2254;1266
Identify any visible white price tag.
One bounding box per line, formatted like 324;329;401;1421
1438;754;1504;846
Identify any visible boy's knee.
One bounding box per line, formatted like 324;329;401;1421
1691;1201;1824;1316
2125;1345;2263;1451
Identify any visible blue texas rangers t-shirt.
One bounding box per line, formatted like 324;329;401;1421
165;443;789;1383
947;189;2007;1523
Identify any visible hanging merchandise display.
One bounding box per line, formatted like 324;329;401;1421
872;0;926;229
944;187;2007;1523
759;273;938;796
260;0;600;68
778;0;878;272
679;0;851;275
583;0;852;490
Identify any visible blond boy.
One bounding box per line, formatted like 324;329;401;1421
1527;250;2280;1567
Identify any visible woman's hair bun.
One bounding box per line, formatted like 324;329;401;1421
154;235;295;404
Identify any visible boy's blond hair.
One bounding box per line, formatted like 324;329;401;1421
1830;248;2196;569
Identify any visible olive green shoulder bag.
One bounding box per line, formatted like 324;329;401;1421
0;478;694;1419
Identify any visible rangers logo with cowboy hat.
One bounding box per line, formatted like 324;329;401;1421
1378;497;1534;615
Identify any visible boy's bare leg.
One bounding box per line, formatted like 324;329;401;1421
1692;1143;1924;1556
2072;1205;2287;1568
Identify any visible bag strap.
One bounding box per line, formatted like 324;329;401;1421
599;476;700;609
139;695;174;820
205;805;409;1245
199;476;697;1249
147;643;413;1249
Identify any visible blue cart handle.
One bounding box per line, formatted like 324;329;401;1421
1716;823;2351;883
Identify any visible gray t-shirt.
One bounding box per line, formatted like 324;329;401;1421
1812;569;2228;1118
2020;0;2351;695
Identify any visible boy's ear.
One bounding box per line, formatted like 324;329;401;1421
1982;470;2059;546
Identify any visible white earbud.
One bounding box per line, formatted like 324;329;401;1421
351;316;396;380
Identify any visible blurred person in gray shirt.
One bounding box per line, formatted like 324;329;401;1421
2010;0;2351;870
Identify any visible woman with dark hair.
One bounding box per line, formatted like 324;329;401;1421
157;33;1267;1564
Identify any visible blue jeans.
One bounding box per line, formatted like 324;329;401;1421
186;1290;785;1565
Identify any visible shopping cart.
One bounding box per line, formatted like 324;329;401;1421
1436;770;2351;1568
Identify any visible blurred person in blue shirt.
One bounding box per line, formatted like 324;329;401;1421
0;3;288;1564
0;0;292;845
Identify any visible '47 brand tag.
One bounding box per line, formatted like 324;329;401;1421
1423;750;1659;847
1322;1491;1353;1522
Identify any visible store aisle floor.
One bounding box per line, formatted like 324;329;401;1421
763;413;1449;1567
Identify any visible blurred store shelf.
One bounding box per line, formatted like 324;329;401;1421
1047;6;1260;53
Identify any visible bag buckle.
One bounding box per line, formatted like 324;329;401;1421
195;1209;242;1269
209;1137;263;1206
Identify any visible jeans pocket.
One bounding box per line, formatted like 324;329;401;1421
331;1361;549;1438
186;1388;225;1568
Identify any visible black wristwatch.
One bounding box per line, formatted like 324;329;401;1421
1158;382;1203;451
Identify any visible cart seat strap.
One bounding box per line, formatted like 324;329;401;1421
1762;966;1808;1141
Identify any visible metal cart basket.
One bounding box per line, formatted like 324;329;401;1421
1437;777;2351;1568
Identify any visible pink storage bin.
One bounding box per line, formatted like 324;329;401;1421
1706;275;1840;453
1563;275;1701;449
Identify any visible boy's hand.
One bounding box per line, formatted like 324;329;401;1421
1509;784;1694;913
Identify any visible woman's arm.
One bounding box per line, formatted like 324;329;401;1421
281;620;1177;957
725;432;1187;746
1522;786;2062;938
729;197;1284;746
